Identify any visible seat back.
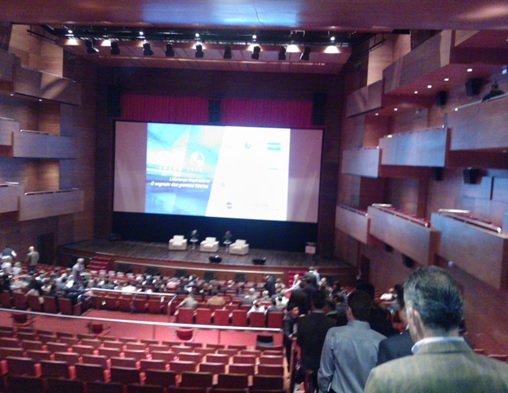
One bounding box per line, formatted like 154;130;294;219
110;366;141;385
216;373;249;389
144;369;177;388
231;310;248;326
46;377;85;393
75;363;106;382
252;375;284;390
248;311;266;327
266;312;284;328
180;371;213;387
6;356;37;376
40;359;71;379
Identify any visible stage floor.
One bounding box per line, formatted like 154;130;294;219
61;239;348;269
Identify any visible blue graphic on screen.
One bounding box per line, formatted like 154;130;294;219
145;124;223;215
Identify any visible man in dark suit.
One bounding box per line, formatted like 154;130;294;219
288;280;310;315
296;289;335;393
376;285;414;365
365;267;508;392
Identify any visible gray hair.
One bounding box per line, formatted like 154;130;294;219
404;266;463;332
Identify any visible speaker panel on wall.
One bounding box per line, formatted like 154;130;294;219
463;168;481;184
402;254;414;268
209;99;221;123
107;86;121;117
465;78;482;97
311;93;327;125
431;167;443;181
434;91;447;107
253;258;266;265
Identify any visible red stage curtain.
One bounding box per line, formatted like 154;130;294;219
120;94;317;129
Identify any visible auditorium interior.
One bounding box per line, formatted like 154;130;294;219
0;0;507;390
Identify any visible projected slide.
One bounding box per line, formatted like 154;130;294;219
114;121;322;223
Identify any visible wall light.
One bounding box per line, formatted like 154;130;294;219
251;46;260;60
300;46;311;61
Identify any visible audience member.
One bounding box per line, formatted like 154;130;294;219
247;299;265;315
72;258;85;284
376;284;414;365
288;280;310;315
304;266;320;287
263;274;276;297
318;290;386;393
1;245;16;263
297;290;336;393
283;303;300;369
206;290;226;306
178;292;198;310
364;266;508;392
26;246;40;274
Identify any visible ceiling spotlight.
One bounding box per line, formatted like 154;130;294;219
165;43;175;57
300;46;311;61
252;34;257;41
195;33;200;39
330;36;336;42
278;46;286;61
223;45;232;59
139;31;144;36
67;29;73;35
251;46;260;60
85;40;99;54
195;44;204;58
110;41;120;55
143;43;153;56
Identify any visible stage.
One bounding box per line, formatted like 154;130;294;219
58;239;355;284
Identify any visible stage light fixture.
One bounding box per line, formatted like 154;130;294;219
223;45;232;59
278;46;286;60
143;43;153;56
85;40;99;54
251;45;260;60
110;41;120;55
165;43;175;57
195;44;204;58
300;46;311;61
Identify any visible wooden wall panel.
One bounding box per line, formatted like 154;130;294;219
18;189;83;221
0;184;22;213
12;132;75;158
335;205;375;245
492;177;508;202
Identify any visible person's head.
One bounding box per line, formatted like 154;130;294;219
77;258;84;265
29;246;34;252
346;290;372;322
287;303;299;317
310;289;327;310
404;266;463;340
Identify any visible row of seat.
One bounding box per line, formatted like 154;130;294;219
5;374;286;393
175;308;283;328
0;291;82;315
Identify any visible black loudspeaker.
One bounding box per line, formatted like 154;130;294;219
107;86;121;117
465;78;482;96
431;167;443;181
402;254;415;268
311;93;327;125
435;91;447;106
209;255;222;263
463;168;480;184
252;258;266;265
209;99;221;123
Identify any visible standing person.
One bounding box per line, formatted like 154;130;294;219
72;258;85;285
364;267;508;392
1;246;16;263
318;290;386;393
297;290;336;393
26;246;40;274
283;303;300;370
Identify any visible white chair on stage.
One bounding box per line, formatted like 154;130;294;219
168;235;188;250
200;237;219;252
228;239;250;255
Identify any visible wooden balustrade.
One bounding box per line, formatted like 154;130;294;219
345;80;383;117
18;189;84;221
0;183;23;214
335;205;377;245
431;211;508;290
368;204;440;266
13;65;81;106
342;147;381;178
379;127;448;167
12;131;75;159
447;95;508;151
